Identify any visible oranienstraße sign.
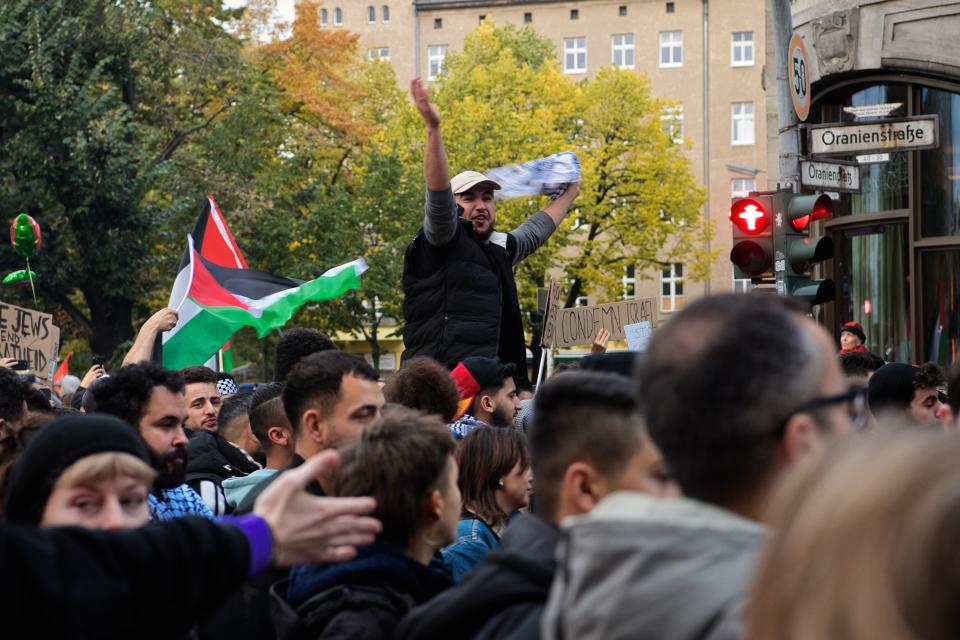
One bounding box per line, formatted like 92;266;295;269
800;159;861;193
808;115;939;156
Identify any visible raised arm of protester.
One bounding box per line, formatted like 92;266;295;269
122;308;178;366
0;449;380;638
412;77;458;247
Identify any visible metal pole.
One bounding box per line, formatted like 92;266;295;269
771;0;801;186
702;0;711;295
535;349;547;387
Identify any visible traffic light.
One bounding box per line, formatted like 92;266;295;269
774;190;836;306
729;193;774;278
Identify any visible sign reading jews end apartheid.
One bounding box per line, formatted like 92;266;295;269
807;115;939;156
0;301;60;381
547;297;658;349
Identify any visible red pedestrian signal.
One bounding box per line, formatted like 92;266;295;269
729;193;774;278
729;198;771;235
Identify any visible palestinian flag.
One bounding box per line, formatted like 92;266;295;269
162;235;366;370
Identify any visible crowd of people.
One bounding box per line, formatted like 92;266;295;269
1;78;959;639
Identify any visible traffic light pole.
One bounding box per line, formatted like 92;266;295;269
771;0;801;187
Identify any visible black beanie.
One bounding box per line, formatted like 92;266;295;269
868;362;920;415
4;414;149;525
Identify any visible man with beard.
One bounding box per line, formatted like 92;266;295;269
401;78;579;387
92;362;213;520
448;356;522;439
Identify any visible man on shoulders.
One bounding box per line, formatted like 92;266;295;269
401;78;579;386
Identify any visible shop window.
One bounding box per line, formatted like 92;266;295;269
836;223;910;362
922;250;960;364
919;87;960;237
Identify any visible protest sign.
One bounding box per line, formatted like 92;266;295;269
540;280;562;349
553;298;657;348
0;301;60;380
624;321;653;352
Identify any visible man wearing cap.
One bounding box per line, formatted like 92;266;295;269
868;362;950;429
401;78;580;386
448;356;522;439
839;321;867;354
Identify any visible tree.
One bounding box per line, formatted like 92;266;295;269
0;0;248;357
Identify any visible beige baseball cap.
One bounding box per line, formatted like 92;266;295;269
450;170;502;194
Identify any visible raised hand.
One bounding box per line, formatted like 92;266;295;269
410;77;441;129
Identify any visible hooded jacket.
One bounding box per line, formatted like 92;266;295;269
397;514;558;640
541;492;766;640
223;468;279;510
272;543;451;640
185;429;261;515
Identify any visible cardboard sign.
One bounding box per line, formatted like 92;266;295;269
623;321;653;352
554;298;657;349
0;301;60;380
540;280;562;349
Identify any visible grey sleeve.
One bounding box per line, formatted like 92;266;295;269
423;187;458;246
510;211;557;264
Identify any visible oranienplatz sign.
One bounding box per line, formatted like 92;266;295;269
808;115;939;156
800;160;861;193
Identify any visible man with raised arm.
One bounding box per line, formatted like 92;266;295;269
401;78;579;386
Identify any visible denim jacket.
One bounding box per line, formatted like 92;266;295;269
441;515;501;584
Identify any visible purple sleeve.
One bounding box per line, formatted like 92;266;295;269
220;514;274;577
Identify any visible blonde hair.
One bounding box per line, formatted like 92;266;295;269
748;430;960;640
56;451;156;490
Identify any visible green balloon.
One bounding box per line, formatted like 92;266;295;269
10;213;41;258
3;269;37;285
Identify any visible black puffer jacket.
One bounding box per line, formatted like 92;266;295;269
401;220;527;382
186;429;260;515
272;543;451;640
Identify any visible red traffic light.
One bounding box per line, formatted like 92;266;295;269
789;194;833;231
729;198;770;235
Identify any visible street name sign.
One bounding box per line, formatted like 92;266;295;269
800;159;861;193
808;115;939;156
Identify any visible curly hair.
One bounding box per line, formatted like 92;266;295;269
274;328;336;381
383;357;459;423
92;362;185;428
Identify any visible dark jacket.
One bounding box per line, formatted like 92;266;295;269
272;543;451;640
397;514;558;640
401;220;528;383
186;429;261;515
0;517;250;639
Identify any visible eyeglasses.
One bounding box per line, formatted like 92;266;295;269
777;385;869;434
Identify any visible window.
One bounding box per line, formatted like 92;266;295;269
382;5;390;23
660;263;684;313
659;31;683;67
524;12;532;23
479;15;486;23
570;9;579;20
619;5;628;16
666;2;675;12
367;6;375;23
660;105;684;143
922;250;960;364
564;38;587;74
575;294;589;306
731;178;756;198
434;17;442;29
622;265;636;299
612;34;635;69
427;45;447;80
731;31;754;66
320;8;328;26
731;102;755;145
368;47;390;61
333;7;342;26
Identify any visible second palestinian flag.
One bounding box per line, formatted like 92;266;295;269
162;235;365;370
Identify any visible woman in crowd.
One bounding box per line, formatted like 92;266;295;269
443;425;531;583
4;414;154;528
838;321;867;354
748;429;960;640
275;406;459;639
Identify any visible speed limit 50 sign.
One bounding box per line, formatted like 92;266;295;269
788;34;810;122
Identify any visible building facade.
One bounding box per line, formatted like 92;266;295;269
327;0;773;319
793;0;960;365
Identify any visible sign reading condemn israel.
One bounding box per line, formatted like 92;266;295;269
800;160;861;193
0;301;60;380
553;298;657;349
808;115;939;156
